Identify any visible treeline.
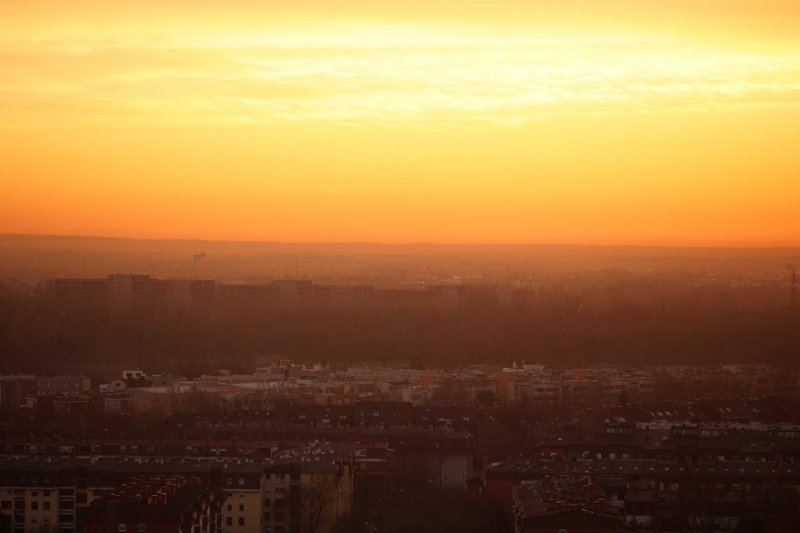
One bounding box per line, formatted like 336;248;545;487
1;278;799;374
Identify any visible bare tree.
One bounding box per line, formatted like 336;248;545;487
304;474;339;533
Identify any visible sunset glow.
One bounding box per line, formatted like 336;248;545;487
2;1;799;244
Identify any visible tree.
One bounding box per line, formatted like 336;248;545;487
304;474;339;533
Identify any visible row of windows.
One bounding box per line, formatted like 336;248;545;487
29;501;52;511
117;525;147;532
0;500;53;511
224;474;292;487
222;512;291;527
224;502;288;514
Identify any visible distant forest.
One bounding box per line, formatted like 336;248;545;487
1;276;798;376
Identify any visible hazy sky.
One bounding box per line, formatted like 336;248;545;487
1;1;799;244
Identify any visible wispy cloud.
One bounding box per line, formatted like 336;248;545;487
1;26;799;127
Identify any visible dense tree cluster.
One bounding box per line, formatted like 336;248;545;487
1;277;798;376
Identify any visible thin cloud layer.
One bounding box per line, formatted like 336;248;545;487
2;27;800;127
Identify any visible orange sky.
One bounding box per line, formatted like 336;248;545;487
1;0;799;245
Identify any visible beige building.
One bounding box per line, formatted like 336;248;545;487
218;456;354;533
0;487;59;532
222;468;266;533
0;466;116;532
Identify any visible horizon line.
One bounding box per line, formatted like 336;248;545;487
2;232;800;250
